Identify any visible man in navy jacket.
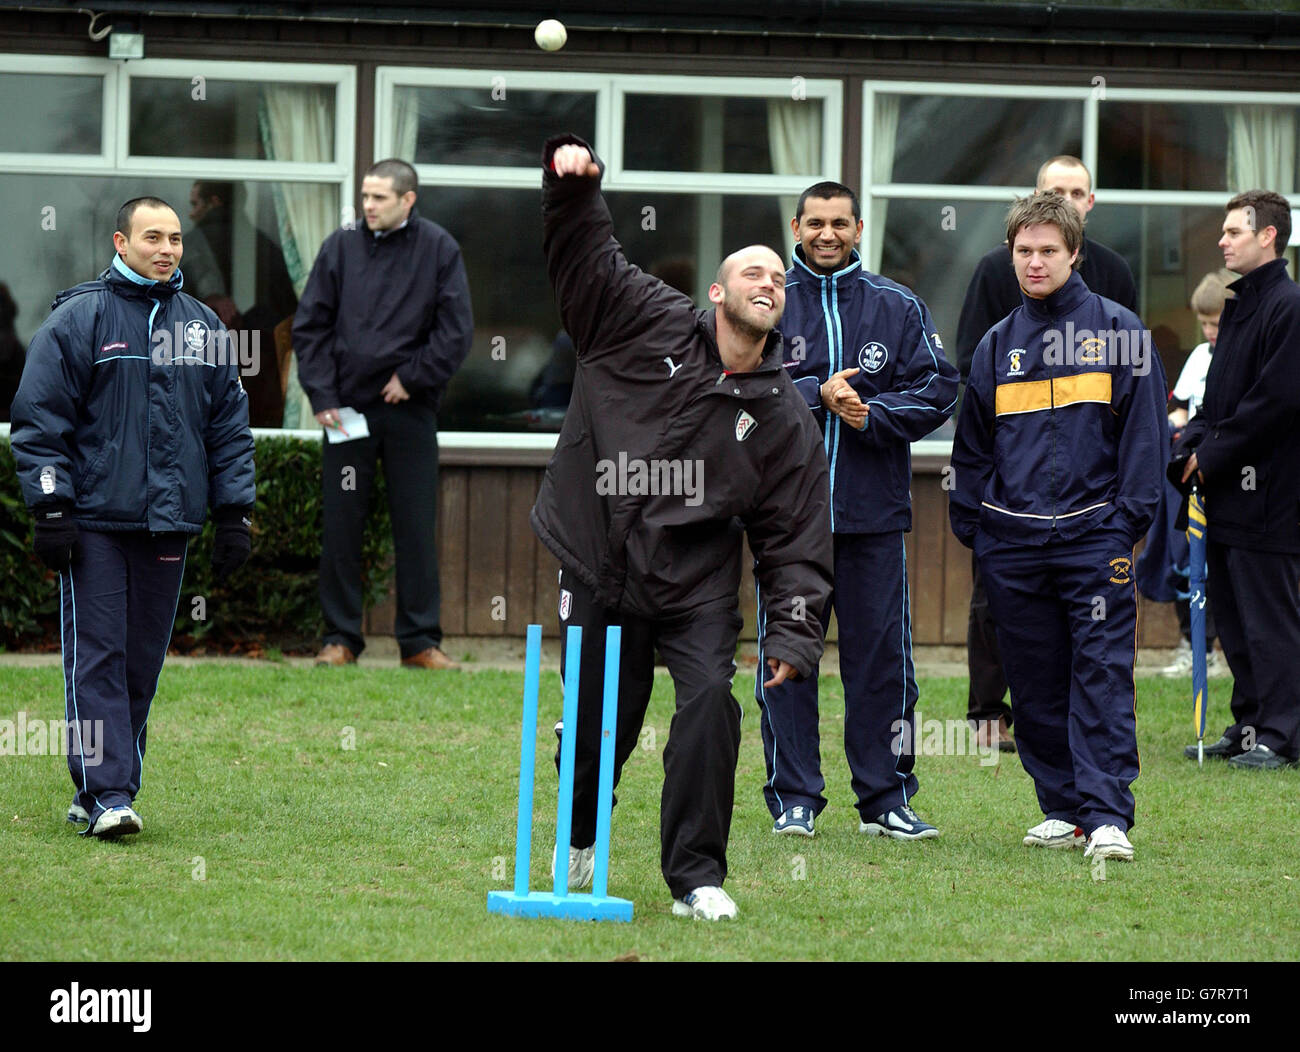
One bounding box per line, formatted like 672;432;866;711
950;191;1166;863
11;196;255;838
757;181;958;841
294;159;473;670
1174;190;1300;770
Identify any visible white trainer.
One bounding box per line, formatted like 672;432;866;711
550;845;595;890
1084;824;1134;862
89;805;143;839
1159;639;1193;678
1023;818;1085;849
672;885;737;921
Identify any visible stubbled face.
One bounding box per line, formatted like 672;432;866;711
792;195;862;274
1038;162;1095;220
710;247;787;338
1012;222;1079;300
1197;311;1221;346
1219;207;1273;276
361;175;415;231
113;205;183;282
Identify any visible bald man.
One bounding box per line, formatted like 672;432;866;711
531;134;833;920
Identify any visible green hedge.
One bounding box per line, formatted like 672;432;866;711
0;434;394;652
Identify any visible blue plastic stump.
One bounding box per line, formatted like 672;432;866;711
487;624;633;922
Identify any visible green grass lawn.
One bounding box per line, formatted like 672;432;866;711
0;663;1296;961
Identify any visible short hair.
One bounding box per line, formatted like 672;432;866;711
1190;270;1236;316
1036;155;1092;193
116;197;175;237
192;180;233;206
795;181;860;223
1005;191;1085;263
1226;189;1292;256
366;158;418;197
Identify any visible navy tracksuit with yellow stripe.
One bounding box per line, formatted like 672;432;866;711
756;248;958;822
950;271;1166;833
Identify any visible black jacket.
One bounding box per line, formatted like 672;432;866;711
1176;257;1300;553
292;209;473;412
530;135;834;677
956;237;1138;380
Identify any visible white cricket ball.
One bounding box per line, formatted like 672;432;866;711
535;18;567;52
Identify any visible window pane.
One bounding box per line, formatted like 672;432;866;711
623;94;823;174
129;79;336;161
0;174;330;428
419;186;789;431
1087;203;1234;380
0;73;102;154
397;86;596;166
1098;103;1232;192
883;95;1082;186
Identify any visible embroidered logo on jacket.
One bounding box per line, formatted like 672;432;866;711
1008;349;1026;376
858;342;888;373
1108;557;1133;585
735;410;758;441
183;320;212;353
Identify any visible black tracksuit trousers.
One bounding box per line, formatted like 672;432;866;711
556;567;743;900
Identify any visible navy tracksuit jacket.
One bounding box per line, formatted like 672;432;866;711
950;271;1166;832
755;247;958;820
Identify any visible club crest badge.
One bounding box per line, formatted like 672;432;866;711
39;465;56;495
1108;557;1132;585
559;589;573;621
735;410;758;442
858;342;888;374
184;319;211;353
1008;349;1026;376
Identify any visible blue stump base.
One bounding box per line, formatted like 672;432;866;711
487;890;634;923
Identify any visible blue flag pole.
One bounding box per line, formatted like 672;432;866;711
1187;488;1209;767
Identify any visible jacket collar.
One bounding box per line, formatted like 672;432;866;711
791;245;863;286
1020;269;1090;321
363;205;421;242
107;254;183;299
1226;257;1290;320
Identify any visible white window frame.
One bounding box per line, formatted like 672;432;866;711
862;80;1300;252
0;55;117;171
376;68;842;447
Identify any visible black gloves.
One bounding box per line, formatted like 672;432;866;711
211;506;252;584
32;504;80;572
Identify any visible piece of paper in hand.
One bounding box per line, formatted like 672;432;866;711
325;407;370;444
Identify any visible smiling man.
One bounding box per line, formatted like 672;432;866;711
1173;190;1300;770
950;191;1166;863
11;196;254;839
756;181;958;843
532;136;833;921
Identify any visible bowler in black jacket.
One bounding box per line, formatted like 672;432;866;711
533;137;834;920
1175;189;1300;769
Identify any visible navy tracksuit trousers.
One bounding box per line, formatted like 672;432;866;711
556;568;744;899
1207;542;1300;759
977;527;1140;834
59;530;188;827
755;531;919;821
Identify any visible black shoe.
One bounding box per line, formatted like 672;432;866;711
1183;735;1244;761
1227;744;1298;770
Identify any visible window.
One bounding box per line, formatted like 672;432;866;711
0;57;354;428
376;69;842;434
863;82;1300;391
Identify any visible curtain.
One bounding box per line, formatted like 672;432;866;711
868;94;900;272
767;98;822;245
1226;105;1296;195
392;86;421;160
258;84;338;429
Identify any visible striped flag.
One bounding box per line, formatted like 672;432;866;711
1187;488;1209;765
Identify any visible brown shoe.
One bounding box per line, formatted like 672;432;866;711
314;643;356;667
401;646;459;670
974;717;1017;753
